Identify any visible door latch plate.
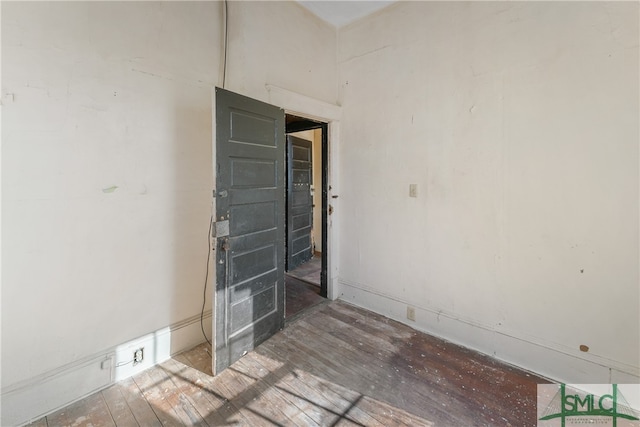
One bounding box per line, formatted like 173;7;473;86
213;220;229;237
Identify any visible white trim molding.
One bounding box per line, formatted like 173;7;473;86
266;84;341;122
338;278;640;387
1;310;212;427
265;84;343;300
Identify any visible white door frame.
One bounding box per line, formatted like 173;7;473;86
266;84;341;300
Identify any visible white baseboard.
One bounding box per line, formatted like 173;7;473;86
337;279;639;386
1;310;212;427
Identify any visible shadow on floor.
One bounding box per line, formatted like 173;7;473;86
285;275;325;319
285;254;324;319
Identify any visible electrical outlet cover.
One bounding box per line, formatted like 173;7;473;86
133;348;144;364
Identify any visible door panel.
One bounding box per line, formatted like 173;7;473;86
287;135;314;271
214;88;285;375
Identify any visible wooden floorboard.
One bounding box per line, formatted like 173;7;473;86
171;353;251;426
27;300;548;427
159;358;226;426
249;347;366;426
45;391;115;427
286;255;321;285
23;418;48;427
285;275;324;319
232;357;321;426
101;382;140;427
133;366;201;426
114;377;162;427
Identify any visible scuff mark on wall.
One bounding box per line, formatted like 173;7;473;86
102;186;118;194
130;67;175;81
341;44;392;64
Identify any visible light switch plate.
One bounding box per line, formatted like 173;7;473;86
409;184;418;198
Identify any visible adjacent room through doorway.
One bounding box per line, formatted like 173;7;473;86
284;114;328;319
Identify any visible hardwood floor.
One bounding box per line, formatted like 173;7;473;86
27;301;548;427
285;275;325;319
286;255;321;286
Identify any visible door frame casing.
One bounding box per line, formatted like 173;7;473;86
285;121;328;297
266;84;341;301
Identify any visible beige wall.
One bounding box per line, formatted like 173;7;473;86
1;2;336;424
337;1;639;384
225;1;337;105
3;1;638;423
3;0;220;386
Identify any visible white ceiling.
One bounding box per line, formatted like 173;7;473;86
297;1;396;28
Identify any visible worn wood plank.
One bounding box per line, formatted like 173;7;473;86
33;301;547;427
285;275;324;318
173;350;280;426
257;319;452;426
116;377;163;427
160;358;229;426
322;302;545;426
101;383;140;427
242;357;328;425
251;345;356;425
172;353;251;426
325;302;414;341
24;417;48;427
220;363;298;426
292;318;422;402
262;322;361;386
299;310;458;424
279;367;379;427
233;355;321;426
132;368;183;426
45;391;115;427
148;364;208;427
133;365;207;426
254;346;382;427
177;344;213;376
209;365;282;426
355;395;434;427
278;303;541;426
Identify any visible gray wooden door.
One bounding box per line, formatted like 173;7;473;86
286;135;314;271
213;88;285;375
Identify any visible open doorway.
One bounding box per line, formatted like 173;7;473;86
284;114;328;319
213;87;339;374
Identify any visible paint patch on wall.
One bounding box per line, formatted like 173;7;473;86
102;186;118;194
